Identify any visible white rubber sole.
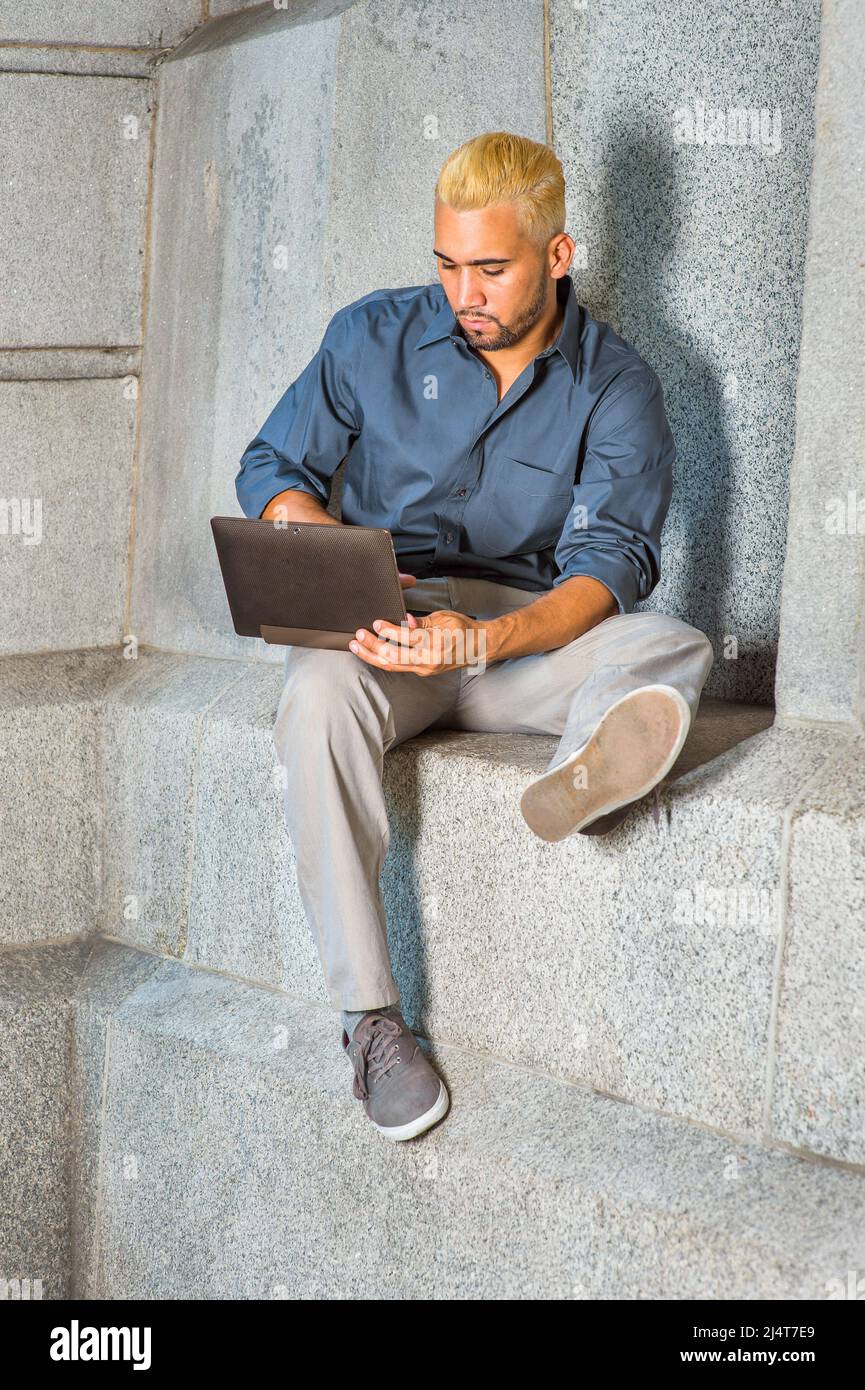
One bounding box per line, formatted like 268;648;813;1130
373;1080;450;1142
519;683;692;842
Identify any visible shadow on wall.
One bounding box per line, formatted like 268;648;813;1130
579;130;782;708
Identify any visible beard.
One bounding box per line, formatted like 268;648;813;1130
458;270;550;351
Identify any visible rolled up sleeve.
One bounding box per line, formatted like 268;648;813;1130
552;366;675;614
235;306;363;519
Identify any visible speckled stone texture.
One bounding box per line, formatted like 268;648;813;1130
0;73;152;348
129;5;345;660
0;348;140;381
184;661;324;998
0;62;148;670
0;1;201;48
775;0;865;723
771;738;865;1166
321;0;544;318
4;646;865;1166
97;651;246;955
381;721;842;1139
0;50;157;77
5;940;864;1301
68;942;167;1299
0;651;116;943
549;0;822;703
208;0;285;19
0;941;94;1300
0;380;136;653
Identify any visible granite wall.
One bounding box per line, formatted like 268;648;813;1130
1;2;844;713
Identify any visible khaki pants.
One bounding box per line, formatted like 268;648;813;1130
273;575;714;1011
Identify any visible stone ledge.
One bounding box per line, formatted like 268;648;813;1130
2;939;864;1300
1;646;862;1165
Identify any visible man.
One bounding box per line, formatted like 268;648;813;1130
235;131;713;1143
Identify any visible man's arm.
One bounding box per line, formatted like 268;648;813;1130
484;574;617;662
550;365;675;614
477;364;675;663
235;306;362;521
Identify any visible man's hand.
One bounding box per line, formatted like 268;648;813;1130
349;574;619;674
348;608;487;677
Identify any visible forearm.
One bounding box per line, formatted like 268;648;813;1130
484;575;618;662
259;488;342;525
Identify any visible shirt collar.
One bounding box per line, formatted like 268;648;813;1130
414;272;581;382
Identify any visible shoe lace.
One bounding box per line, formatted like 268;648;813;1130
350;1015;402;1101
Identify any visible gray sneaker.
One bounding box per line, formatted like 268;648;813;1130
342;1008;450;1141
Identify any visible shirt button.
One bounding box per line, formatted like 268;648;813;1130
456;488;467;497
444;532;454;543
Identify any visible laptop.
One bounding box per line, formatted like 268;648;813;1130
210;515;414;650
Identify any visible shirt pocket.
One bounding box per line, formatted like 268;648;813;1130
476;455;574;557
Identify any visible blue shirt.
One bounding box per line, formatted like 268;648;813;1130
235;273;675;613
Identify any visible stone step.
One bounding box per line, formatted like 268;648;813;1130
0;647;862;1168
2;939;863;1300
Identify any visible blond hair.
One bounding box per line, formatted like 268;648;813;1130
435;131;566;249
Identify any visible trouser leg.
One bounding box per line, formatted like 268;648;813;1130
443;609;715;772
273;640;462;1011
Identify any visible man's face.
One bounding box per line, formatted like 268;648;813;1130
433;200;551;352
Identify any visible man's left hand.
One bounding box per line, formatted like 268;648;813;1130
348;610;488;677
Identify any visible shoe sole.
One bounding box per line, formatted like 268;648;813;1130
372;1079;450;1142
519;683;691;842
